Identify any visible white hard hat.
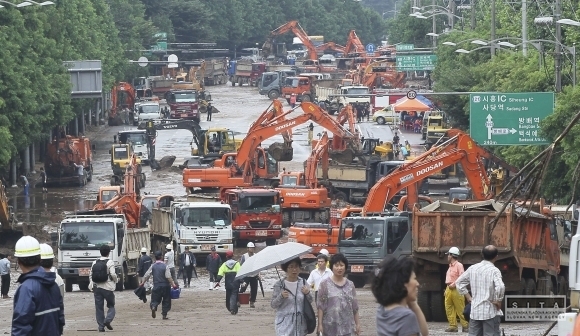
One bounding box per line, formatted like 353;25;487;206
141;247;148;253
166;244;172;250
320;249;329;256
40;243;55;260
247;242;255;248
14;236;41;258
447;247;461;256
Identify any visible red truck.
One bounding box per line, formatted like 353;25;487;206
164;89;200;122
221;188;283;246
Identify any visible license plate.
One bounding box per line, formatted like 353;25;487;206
181;113;188;117
255;230;268;236
79;268;91;276
201;244;214;251
351;265;364;273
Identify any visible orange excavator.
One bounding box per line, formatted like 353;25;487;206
262;21;318;61
293;130;499;260
109;82;136;126
316;42;346;55
182;102;356;193
249;100;294;162
361;60;406;89
278;132;333;227
87;154;143;228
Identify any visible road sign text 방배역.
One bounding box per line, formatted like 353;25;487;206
469;92;554;146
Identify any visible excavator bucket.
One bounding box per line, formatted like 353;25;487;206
268;142;293;161
329;149;354;164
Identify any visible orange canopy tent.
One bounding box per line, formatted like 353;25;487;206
393;97;432;112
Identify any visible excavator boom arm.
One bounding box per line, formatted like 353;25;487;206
305;132;330;188
362;132;492;214
264;20;318;60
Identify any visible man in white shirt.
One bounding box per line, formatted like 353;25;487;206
89;245;118;332
164;244;178;285
306;254;333;302
456;245;505;336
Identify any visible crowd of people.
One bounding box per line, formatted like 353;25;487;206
4;233;506;336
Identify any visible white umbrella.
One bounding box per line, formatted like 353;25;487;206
235;242;312;280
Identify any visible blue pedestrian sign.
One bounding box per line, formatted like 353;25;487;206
366;43;376;53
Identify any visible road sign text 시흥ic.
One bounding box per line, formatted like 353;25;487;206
469;92;554;146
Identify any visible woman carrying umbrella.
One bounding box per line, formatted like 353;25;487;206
317;253;361;336
271;258;313;336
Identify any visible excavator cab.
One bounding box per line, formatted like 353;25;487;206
362;138;394;160
192;129;241;158
96;186;122;205
110;144;142;185
279;172;305;186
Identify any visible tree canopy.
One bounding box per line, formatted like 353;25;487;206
0;0;386;172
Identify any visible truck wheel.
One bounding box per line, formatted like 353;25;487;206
429;291;446;322
268;90;280;100
417;291;431;321
65;280;73;293
524;278;536;295
334;191;347;202
282;212;291;228
266;238;277;246
377;117;386;125
127;275;139;289
78;282;89;291
116;272;124;291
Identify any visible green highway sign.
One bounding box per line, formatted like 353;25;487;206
469;92;554;146
154;32;167;40
395;54;437;71
151;41;167;51
396;44;415;51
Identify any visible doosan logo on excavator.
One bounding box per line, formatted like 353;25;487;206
415;161;444;177
275;121;297;132
285;192;306;197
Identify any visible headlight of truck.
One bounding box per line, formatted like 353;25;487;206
272;225;281;229
181;239;194;244
59;262;71;268
220;239;232;244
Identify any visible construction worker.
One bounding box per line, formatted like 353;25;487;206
140;251;179;320
316;249;330;269
39;244;65;297
240;242;258;308
206;246;222;290
206;102;213;121
164;244;178;285
12;236;65;336
179;246;196;288
216;250;241;315
306;253;332;302
444;246;469;332
39;167;48;193
138;247;152;291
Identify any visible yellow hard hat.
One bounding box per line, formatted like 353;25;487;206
14;236;41;258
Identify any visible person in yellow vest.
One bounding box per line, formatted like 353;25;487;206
216;251;241;315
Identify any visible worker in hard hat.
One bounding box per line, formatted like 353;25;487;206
316;249;330;269
40;243;65;297
240;242;259;308
138;247;152;291
444;246;469;332
12;236;65;336
216;250;241;315
164;244;178;285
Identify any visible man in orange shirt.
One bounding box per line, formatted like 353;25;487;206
445;246;469;332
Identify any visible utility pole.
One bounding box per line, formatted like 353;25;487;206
471;0;476;30
555;0;562;92
522;0;527;56
432;0;437;48
491;0;496;57
448;0;454;30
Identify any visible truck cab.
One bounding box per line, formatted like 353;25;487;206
117;130;148;164
424;111;451;149
222;188;282;246
136;101;162;124
165;89;200;122
282;76;313;102
57;214;150;292
259;70;297;99
250;62;266;86
338;213;410;288
172;202;234;257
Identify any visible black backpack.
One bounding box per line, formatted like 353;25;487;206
91;259;110;283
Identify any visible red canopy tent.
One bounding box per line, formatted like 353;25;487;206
393;97;432;112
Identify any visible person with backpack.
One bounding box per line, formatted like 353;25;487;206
215;250;241;315
140;251;179;320
12;236;65;336
89;245;118;332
